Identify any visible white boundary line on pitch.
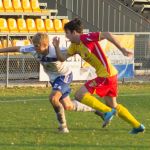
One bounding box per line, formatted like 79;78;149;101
119;93;150;97
0;98;47;103
0;93;150;103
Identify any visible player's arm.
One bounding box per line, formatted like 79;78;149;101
0;46;21;53
100;32;133;57
52;37;71;62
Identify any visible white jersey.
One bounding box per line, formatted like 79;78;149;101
19;45;71;81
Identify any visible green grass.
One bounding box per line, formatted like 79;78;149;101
0;84;150;150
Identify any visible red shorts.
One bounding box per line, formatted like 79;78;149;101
85;75;118;97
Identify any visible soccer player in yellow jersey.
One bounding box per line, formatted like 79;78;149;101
52;18;145;134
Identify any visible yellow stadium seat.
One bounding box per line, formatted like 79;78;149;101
8;40;20;54
30;0;41;12
12;39;19;46
12;40;26;55
0;40;4;55
35;19;46;32
26;18;37;32
7;18;18;32
17;18;28;33
12;39;28;46
0;0;4;12
12;0;23;12
1;39;14;55
21;0;32;12
13;39;31;46
3;0;14;12
41;9;50;13
44;19;55;32
0;18;9;32
24;39;31;45
62;19;69;28
0;40;3;48
53;19;63;32
1;39;12;48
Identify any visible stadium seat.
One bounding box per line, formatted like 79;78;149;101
0;18;9;32
17;18;28;33
0;40;4;55
12;0;23;12
3;0;14;12
7;18;19;32
0;40;3;48
53;19;63;32
62;19;69;28
24;39;31;45
21;0;32;12
12;39;30;46
35;18;46;32
12;39;31;46
26;18;37;32
0;0;4;12
30;0;41;12
1;39;12;48
12;39;26;55
41;9;50;13
12;39;19;46
44;19;55;32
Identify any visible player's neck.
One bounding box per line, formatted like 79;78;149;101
74;35;80;44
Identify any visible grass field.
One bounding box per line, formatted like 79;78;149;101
0;84;150;150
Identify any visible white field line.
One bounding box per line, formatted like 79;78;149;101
0;98;47;103
0;93;150;103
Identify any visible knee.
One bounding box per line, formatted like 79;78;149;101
75;91;89;102
63;105;73;111
49;95;59;106
74;91;82;101
106;101;118;109
62;102;74;111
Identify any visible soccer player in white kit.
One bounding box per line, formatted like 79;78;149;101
0;32;103;133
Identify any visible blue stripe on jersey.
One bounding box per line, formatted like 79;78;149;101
20;46;35;53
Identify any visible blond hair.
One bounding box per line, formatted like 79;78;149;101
32;32;49;46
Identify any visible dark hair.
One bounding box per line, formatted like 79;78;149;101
64;18;83;33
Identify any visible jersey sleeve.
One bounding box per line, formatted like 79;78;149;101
80;32;101;42
19;45;35;53
67;43;76;56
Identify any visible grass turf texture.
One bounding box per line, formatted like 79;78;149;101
0;84;150;150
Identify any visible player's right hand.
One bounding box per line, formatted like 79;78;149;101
121;48;133;58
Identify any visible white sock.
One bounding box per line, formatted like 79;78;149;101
72;100;95;112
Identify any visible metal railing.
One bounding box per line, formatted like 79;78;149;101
57;0;150;32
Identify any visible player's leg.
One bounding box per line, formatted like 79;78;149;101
61;95;95;112
75;85;116;123
49;90;69;133
49;75;72;133
60;96;74;111
61;95;104;120
104;96;145;134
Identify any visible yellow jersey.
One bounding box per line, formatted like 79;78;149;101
67;32;118;78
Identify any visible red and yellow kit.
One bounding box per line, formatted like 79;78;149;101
67;32;118;97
